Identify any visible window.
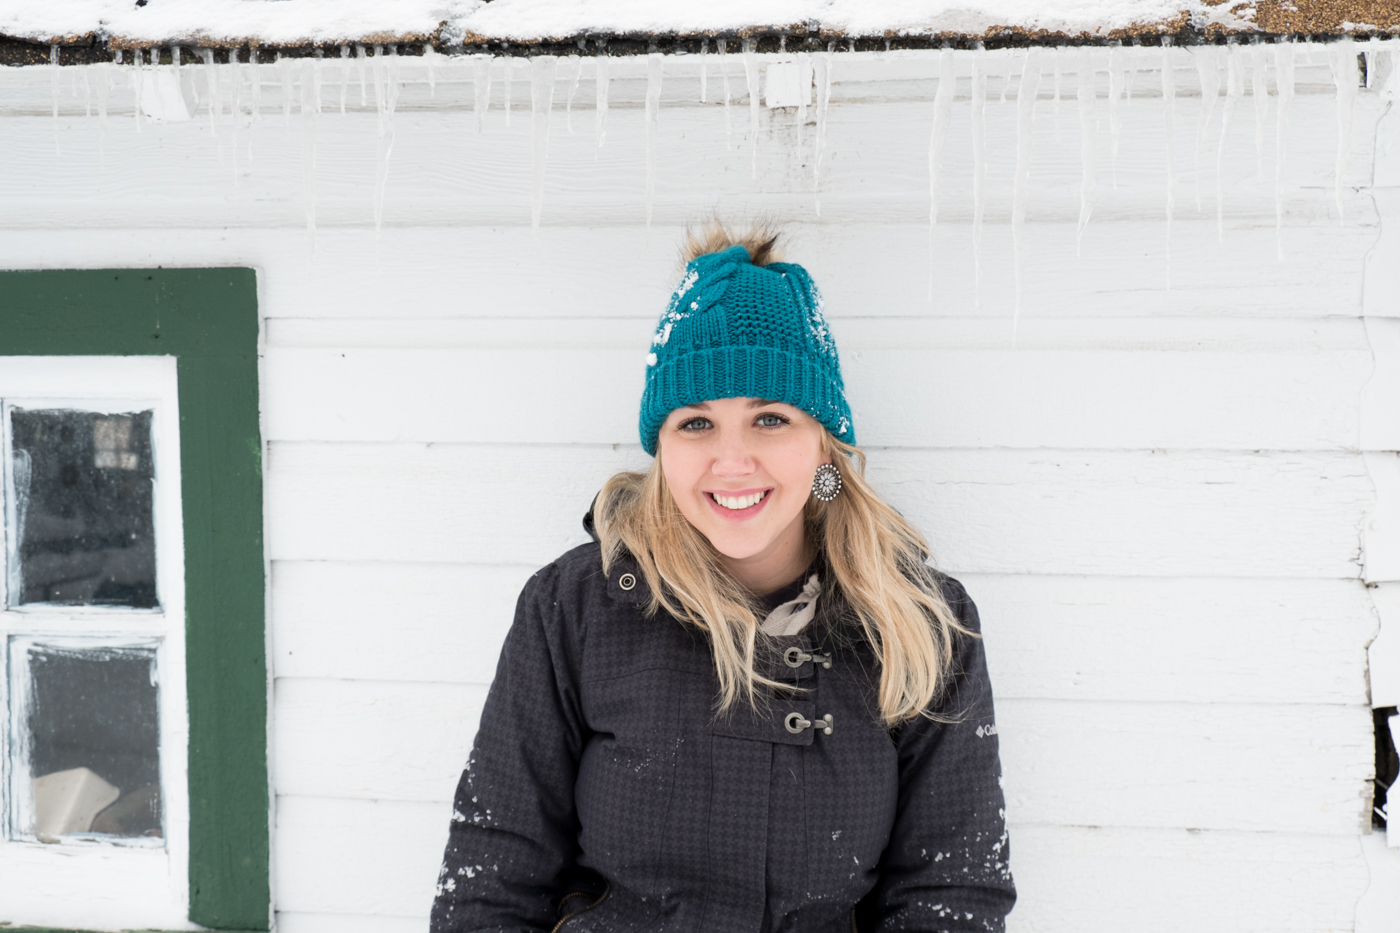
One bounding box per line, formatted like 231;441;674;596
0;270;266;932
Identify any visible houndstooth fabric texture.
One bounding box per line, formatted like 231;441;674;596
638;244;855;456
430;516;1015;933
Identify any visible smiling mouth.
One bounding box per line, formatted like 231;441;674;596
709;490;771;510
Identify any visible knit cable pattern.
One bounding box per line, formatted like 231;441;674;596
639;245;855;456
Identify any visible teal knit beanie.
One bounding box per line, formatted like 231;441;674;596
639;244;855;456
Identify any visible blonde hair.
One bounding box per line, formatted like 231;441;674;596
595;430;968;727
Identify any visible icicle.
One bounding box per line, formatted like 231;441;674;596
97;62;111;171
795;53;809;153
971;44;987;305
1192;46;1221;213
340;46;350;114
50;45;61;155
700;38;708;103
530;56;559;236
372;46;386;137
473;54;493;132
1000;49;1016;103
1108;44;1125;187
1216;44;1244;242
504;56;513;127
82;67;91;118
595;50;610;150
1251;43;1268;179
927;47;955;302
132;48;143;132
230;50;242;184
278;52;292;124
1162;41;1176;274
1125;45;1137;102
1364;37;1380;89
1273;39;1294;260
372;44;400;245
1075;46;1097;256
719;38;732;147
426;46;436;97
356;44;368;107
250;48;262;125
743;38;760;178
813;46;834;216
645;53;663;227
201;49;222;156
1012;49;1042;337
1330;37;1358;225
301;59;318;251
564;54;581;132
1053;46;1063;141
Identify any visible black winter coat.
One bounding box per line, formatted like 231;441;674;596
431;515;1015;933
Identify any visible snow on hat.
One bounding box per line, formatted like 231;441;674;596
638;244;855;456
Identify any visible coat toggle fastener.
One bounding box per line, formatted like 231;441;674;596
785;712;835;735
784;646;832;669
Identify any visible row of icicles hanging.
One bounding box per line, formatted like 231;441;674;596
44;36;1394;329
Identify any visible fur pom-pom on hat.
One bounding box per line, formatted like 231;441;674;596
638;223;855;456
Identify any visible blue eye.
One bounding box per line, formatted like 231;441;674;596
678;417;712;432
756;413;788;428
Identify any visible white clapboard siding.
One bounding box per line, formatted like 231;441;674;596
1007;823;1369;933
276;912;424;933
273;561;1373;707
0;218;1373;324
263;330;1372;449
0;58;1379;230
274;679;486;802
271;561;535;685
962;574;1375;706
273;793;1368;930
272;678;1370;834
263;442;1371;577
274;795;449;919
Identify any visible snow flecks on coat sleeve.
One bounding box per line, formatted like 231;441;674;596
859;576;1017;933
429;562;587;933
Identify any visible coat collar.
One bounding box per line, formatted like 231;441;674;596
584;500;653;606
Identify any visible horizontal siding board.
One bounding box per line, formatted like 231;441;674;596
263;443;1371;577
964;574;1375;706
0;219;1371;324
273;562;1372;706
273;679;485;803
271;561;533;684
263;341;1370;449
276;912;426;933
272;794;1368;929
272;679;1371;834
0;85;1381;230
1007;824;1368;933
274;796;448;918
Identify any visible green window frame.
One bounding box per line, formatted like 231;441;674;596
0;268;268;932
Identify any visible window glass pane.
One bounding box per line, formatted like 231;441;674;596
9;409;157;608
21;643;162;841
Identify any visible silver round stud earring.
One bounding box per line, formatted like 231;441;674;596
811;463;843;502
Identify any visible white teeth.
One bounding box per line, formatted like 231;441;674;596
713;491;765;510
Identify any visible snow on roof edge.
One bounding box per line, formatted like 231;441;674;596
1;0;1397;54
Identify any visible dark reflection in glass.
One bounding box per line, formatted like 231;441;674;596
10;409;157;608
24;643;162;840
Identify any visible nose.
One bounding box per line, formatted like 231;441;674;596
711;426;756;479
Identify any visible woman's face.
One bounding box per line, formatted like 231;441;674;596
658;397;827;592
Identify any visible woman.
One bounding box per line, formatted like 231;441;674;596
431;223;1015;933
